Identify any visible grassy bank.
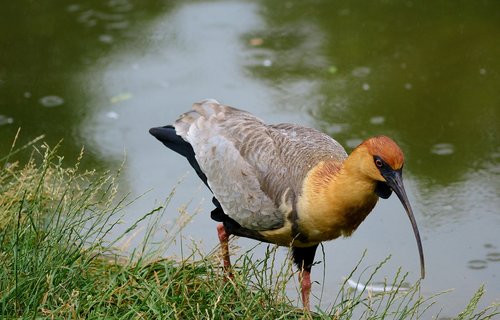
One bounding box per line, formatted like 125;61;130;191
0;141;498;319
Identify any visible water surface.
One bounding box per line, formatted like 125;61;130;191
1;0;499;316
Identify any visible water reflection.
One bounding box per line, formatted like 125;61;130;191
1;0;499;317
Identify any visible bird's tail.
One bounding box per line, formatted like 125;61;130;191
148;125;192;158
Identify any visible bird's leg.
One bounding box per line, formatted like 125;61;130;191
217;223;233;279
292;245;318;311
299;269;312;311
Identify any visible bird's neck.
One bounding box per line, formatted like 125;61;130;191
297;147;379;242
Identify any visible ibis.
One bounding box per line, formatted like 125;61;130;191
149;99;425;310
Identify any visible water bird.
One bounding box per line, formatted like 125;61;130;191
149;99;425;310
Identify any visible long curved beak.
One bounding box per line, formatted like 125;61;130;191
382;170;425;279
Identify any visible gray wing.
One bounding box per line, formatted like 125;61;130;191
174;99;347;231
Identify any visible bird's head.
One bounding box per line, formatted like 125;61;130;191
356;135;425;279
357;136;404;185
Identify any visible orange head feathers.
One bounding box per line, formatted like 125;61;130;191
363;135;405;170
351;136;406;183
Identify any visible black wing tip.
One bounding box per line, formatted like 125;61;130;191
148;127;159;137
149;125;174;139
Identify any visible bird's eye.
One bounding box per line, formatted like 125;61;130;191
375;159;383;168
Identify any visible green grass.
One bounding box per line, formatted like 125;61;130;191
0;140;498;319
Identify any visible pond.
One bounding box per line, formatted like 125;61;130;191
1;0;499;316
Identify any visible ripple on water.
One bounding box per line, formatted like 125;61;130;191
39;95;64;107
370;116;385;125
431;143;455;155
0;115;14;126
486;252;500;262
99;34;114;43
467;259;487;270
352;66;371;78
106;111;119;119
262;59;272;67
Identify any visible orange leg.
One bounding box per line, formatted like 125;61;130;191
217;223;233;279
299;269;312;311
292;245;317;311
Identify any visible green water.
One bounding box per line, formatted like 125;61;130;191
0;0;171;168
1;0;499;316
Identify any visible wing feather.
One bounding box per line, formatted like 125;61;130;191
174;99;348;231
